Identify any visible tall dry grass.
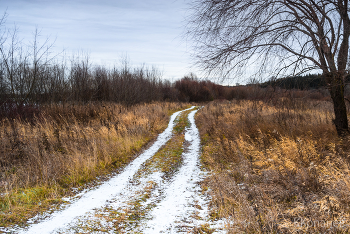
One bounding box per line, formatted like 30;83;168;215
0;101;188;226
196;99;350;233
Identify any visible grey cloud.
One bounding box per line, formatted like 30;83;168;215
1;0;193;79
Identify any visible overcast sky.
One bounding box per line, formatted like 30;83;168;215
2;0;199;81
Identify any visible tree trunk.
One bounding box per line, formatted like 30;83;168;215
326;72;349;136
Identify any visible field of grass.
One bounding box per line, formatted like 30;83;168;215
0;102;190;227
2;98;350;233
196;99;350;233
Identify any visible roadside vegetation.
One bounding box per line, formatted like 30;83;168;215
196;99;350;233
0;102;189;227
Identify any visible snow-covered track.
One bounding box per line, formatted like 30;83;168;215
142;109;225;233
143;109;204;232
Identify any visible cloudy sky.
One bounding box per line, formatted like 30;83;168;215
2;0;198;80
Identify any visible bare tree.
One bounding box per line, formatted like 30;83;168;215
0;26;56;106
187;0;350;136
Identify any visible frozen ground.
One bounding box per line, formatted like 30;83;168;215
8;106;226;234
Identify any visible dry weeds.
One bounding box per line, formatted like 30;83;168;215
196;99;350;233
0;101;189;226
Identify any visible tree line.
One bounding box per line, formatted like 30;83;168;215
261;74;350;90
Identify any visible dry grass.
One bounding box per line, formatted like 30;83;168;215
196;99;350;233
0;101;189;226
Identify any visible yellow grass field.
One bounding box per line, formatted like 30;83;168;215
0;102;189;226
2;99;350;233
196;99;350;233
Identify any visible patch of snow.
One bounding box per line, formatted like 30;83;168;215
61;197;70;202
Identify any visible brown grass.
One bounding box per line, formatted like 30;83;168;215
0;101;189;226
196;99;350;233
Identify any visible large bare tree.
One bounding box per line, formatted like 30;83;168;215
187;0;350;136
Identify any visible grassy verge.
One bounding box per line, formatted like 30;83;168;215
196;100;350;233
0;102;190;227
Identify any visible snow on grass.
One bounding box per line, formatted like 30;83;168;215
16;106;195;234
59;171;165;233
143;109;226;233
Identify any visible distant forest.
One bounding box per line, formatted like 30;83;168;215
260;74;350;90
2;62;350;121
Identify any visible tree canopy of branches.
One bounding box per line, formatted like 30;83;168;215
188;0;350;136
